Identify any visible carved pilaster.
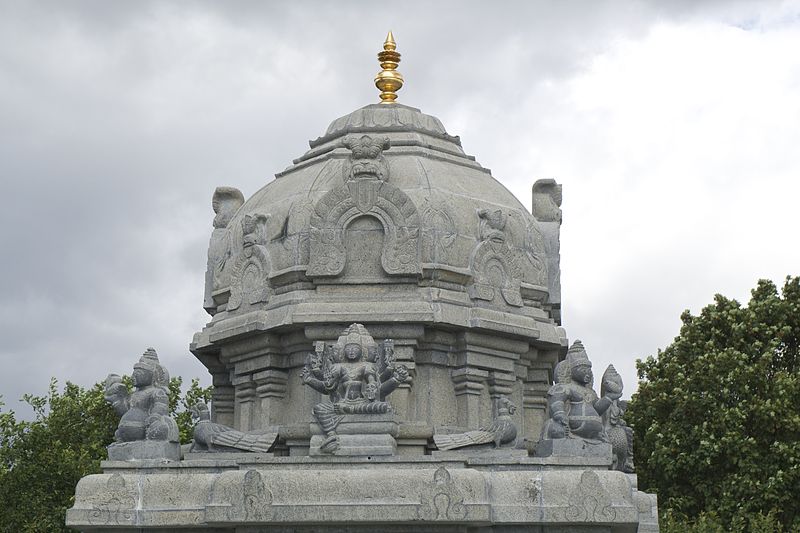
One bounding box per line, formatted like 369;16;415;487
451;367;488;429
210;371;235;427
385;338;416;420
233;378;257;431
522;360;553;440
254;369;288;427
487;371;515;400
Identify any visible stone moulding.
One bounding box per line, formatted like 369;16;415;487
67;457;657;531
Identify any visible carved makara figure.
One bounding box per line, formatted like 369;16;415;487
601;365;635;472
204;187;244;315
189;402;278;453
433;396;518;450
541;340;618;444
104;348;179;443
301;323;409;453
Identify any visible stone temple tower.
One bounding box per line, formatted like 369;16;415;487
68;34;658;532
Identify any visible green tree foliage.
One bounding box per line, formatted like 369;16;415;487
627;277;800;531
0;376;211;533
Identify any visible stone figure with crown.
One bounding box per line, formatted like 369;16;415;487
601;364;636;472
301;323;409;455
535;340;621;460
104;348;180;460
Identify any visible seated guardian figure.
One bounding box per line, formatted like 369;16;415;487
104;348;179;444
301;323;409;453
541;340;619;444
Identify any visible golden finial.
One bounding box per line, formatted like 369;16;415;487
374;31;403;104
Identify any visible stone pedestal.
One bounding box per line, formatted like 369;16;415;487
67;455;657;532
309;413;398;456
534;438;613;463
106;441;181;461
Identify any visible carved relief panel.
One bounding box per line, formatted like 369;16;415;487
307;135;421;278
468;208;548;306
228;214;272;311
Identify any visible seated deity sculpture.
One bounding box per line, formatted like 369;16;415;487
541;340;619;444
301;323;409;453
104;348;179;444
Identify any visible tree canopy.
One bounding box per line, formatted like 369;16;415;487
0;376;210;533
627;276;800;531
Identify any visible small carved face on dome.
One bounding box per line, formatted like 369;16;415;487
343;342;363;361
343;135;390;181
571;364;593;386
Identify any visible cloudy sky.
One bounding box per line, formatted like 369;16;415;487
1;1;798;418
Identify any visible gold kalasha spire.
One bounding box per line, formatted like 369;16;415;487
374;31;403;104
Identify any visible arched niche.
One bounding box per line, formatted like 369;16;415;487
306;181;421;278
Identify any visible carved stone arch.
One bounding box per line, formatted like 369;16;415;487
469;240;524;307
307;181;421;277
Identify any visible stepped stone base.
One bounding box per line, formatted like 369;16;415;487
67;455;658;532
309;413;399;456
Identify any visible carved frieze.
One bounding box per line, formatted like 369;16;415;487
228;214;271;311
307;135;421;277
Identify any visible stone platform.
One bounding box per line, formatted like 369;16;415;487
67;454;658;532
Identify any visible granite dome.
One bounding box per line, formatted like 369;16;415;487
191;99;566;453
201;103;559;325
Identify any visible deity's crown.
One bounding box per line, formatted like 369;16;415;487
338;323;376;356
566;340;591;368
134;347;160;372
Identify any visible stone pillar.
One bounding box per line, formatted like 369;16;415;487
233;377;257;431
210;370;235;427
523;359;557;441
451;367;488;429
387;338;416;421
254;369;288;426
487;370;515;400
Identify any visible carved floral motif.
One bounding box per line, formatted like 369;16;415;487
417;466;468;520
88;474;135;526
564;470;616;522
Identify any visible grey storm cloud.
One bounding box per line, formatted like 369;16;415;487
1;0;799;418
